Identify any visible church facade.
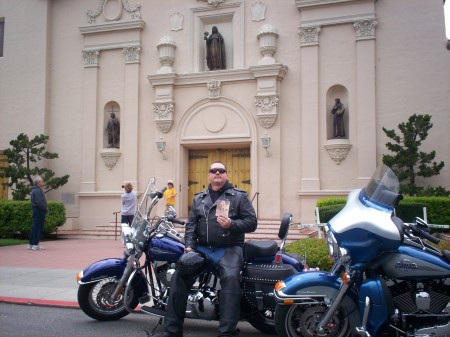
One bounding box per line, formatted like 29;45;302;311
1;0;449;230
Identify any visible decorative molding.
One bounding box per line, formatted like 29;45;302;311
100;149;121;170
353;18;378;40
207;80;221;99
251;2;266;22
324;139;352;165
295;0;361;9
298;26;321;46
86;0;141;24
123;46;141;64
153;102;174;133
80;20;145;35
169;12;184;31
255;95;279;128
82;50;100;67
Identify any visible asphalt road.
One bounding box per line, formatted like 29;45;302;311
0;303;276;337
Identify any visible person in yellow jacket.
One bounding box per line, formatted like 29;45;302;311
163;180;177;215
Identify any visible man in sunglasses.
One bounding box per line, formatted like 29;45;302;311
155;161;257;337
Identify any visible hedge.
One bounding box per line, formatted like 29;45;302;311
285;238;334;271
316;196;450;233
0;200;66;239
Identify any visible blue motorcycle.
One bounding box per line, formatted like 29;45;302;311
274;164;450;337
76;178;304;335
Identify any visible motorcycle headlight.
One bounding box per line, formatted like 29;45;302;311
326;227;339;260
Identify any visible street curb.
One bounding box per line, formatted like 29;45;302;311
0;296;79;308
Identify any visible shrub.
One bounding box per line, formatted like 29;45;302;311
0;200;66;239
285;238;334;271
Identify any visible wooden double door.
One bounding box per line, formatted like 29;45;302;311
188;148;251;209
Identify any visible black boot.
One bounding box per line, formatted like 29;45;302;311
152;332;183;337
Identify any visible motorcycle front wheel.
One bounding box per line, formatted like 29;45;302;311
275;303;351;337
78;278;139;321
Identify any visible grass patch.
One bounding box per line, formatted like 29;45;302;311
0;238;29;247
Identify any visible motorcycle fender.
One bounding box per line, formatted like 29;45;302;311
359;278;391;336
275;271;343;304
78;258;128;284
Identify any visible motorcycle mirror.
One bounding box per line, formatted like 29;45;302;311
279;213;293;240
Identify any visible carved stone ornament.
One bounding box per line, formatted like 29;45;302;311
100;149;121;170
353;18;378;40
251;2;266;22
169;12;184;31
255;95;279;128
82;50;100;67
208;0;225;7
257;24;278;65
157;36;177;74
324;139;352;165
298;26;321;46
207;80;221;99
123;46;141;64
153;102;174;133
86;0;141;24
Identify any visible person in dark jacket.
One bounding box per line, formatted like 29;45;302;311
154;161;257;337
28;176;48;250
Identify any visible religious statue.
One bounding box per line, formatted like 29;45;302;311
204;26;226;70
106;112;120;148
331;98;346;138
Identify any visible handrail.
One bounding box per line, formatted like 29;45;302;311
251;192;259;218
113;211;121;241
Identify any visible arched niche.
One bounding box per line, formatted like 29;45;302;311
326;85;349;141
103;101;121;149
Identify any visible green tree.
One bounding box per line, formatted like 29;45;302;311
0;133;70;200
382;114;445;196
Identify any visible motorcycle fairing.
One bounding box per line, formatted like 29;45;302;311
329;189;402;263
358;277;392;335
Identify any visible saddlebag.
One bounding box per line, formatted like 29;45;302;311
242;262;296;311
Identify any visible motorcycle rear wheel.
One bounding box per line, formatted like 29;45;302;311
275;304;351;337
78;278;139;321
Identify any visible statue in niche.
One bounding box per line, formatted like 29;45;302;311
331;98;346;138
204;26;226;70
106;112;120;148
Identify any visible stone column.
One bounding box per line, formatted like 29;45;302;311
299;26;321;191
80;50;100;192
354;18;377;183
122;46;141;188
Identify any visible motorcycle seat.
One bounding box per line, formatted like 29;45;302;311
244;240;277;262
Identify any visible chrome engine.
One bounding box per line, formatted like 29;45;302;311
387;278;450;337
186;288;218;320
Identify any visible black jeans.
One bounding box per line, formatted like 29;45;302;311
164;246;243;336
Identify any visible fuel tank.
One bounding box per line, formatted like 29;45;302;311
377;245;450;279
148;236;184;263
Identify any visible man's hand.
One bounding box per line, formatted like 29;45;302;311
217;214;231;229
184;247;193;253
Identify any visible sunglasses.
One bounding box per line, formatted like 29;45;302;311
209;168;227;174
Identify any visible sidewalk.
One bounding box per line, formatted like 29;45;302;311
0;238;125;308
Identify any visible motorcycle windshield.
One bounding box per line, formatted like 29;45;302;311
362;164;400;210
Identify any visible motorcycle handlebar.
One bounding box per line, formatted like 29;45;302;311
151;187;167;199
172;218;185;226
411;224;440;244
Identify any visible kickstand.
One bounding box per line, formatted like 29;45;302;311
143;317;163;336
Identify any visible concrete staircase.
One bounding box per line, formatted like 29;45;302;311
55;219;318;243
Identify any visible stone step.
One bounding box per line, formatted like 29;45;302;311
56;219;319;243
